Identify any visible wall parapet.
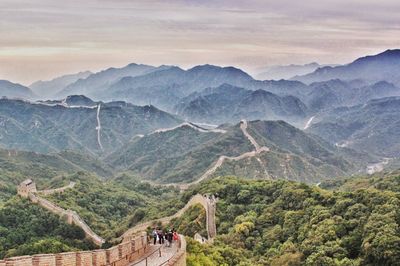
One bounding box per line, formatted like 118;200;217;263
0;234;148;266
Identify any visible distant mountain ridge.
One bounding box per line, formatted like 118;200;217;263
30;71;92;97
255;62;324;80
98;64;254;110
294;49;400;85
56;63;165;98
0;97;181;155
307;96;400;157
174;84;308;125
305;80;400;111
106;120;367;184
0;80;36;99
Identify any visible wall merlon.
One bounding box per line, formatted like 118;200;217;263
105;246;119;264
92;250;107;266
76;251;92;266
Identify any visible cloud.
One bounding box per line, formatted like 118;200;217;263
0;0;399;84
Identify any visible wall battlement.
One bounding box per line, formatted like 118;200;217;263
0;235;148;266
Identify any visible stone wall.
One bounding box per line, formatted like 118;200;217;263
0;235;149;266
32;254;56;266
122;194;217;243
38;182;75;196
4;256;32;266
17;180;105;246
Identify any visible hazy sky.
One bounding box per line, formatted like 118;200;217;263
1;0;400;85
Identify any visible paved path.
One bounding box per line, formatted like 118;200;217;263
130;243;178;266
179;119;270;189
37;182;76;195
96;104;103;150
303;116;316;130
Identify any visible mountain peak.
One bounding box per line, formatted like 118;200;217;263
293;49;400;85
378;49;400;57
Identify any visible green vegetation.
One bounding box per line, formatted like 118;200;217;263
172;175;400;266
45;172;182;242
106;124;253;183
1;141;399;265
0;197;94;259
0;148;111;203
321;169;400;193
169;204;207;237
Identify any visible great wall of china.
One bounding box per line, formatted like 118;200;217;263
122;194;217;243
0;233;181;266
2;120;269;266
17;179;105;246
9;179;215;266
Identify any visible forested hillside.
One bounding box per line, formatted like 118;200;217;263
44;172;182;241
0;198;94;259
174;175;400;265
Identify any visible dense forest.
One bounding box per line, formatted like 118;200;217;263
1;168;400;265
44;172;182;242
175;174;400;266
0;198;94;259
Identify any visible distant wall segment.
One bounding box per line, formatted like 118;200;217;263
17;180;105;246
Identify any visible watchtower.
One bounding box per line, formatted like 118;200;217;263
17;179;37;198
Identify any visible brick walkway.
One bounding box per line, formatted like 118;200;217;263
129;242;178;266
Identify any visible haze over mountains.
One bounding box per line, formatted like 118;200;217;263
1;49;400;183
293;49;400;86
255;62;326;80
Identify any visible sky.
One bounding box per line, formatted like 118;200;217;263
1;0;400;85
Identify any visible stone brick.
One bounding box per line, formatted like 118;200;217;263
118;242;131;258
5;256;32;266
55;252;76;266
92;250;107;266
32;254;56;266
76;251;92;266
106;246;119;264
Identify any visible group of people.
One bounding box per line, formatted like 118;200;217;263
151;228;179;247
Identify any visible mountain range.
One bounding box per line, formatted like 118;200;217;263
174;84;308;125
255;62;324;80
307;96;400;158
293;49;400;86
0;96;181;155
30;71;92;98
0;80;36;99
0;49;400;184
106;120;370;184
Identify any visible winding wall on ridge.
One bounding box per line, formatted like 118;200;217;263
122;194;217;243
18;181;105;246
